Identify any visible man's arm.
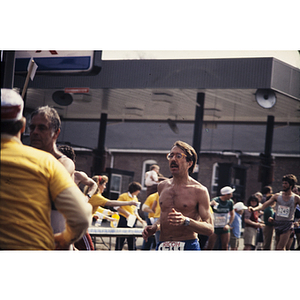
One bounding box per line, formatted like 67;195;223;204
225;209;235;229
142;217;160;241
295;194;300;207
142;203;154;214
191;187;214;236
134;211;147;227
151;200;157;212
107;200;138;207
54;186;92;249
250;194;277;212
75;171;98;197
116;207;130;218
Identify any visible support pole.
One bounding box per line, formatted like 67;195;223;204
92;113;108;175
191;92;205;180
1;51;15;88
259;115;275;189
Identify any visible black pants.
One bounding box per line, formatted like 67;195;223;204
115;215;136;250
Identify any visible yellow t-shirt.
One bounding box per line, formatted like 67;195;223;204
144;192;160;218
0;136;76;250
117;192;138;218
88;193;109;215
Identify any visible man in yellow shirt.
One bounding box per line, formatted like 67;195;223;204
0;89;92;250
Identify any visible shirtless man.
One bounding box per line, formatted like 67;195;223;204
142;141;213;250
249;174;300;250
58;145;97;200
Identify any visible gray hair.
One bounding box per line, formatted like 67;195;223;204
30;106;61;133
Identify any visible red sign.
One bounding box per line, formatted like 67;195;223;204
64;88;89;94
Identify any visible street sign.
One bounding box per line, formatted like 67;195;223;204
15;50;101;74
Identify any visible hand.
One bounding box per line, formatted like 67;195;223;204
54;233;71;250
248;206;254;212
130;201;138;206
141;220;147;228
210;200;217;207
142;224;157;241
268;217;274;223
224;224;231;230
168;208;185;226
258;223;265;228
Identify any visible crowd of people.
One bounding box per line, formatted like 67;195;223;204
1;88;300;251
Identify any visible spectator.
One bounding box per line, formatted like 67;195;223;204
263;194;275;250
261;186;273;204
145;164;160;196
0;89;92;250
115;181;147;250
244;194;265;250
85;175;139;216
141;192;160;250
206;186;235;250
230;202;248;250
254;191;264;250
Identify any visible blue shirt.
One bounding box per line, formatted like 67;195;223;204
231;211;242;238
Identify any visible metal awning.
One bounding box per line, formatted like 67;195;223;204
12;56;300;125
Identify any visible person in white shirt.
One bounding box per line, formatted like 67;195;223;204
145;164;160;196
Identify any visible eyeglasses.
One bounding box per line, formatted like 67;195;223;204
166;152;187;160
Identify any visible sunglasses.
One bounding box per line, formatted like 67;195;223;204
166;152;187;160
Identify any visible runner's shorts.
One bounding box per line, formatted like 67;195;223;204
156;239;200;251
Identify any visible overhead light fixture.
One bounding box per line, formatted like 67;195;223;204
255;89;276;109
52;90;73;106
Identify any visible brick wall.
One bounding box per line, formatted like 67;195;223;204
74;150;300;204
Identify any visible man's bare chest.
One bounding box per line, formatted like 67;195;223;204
160;187;196;212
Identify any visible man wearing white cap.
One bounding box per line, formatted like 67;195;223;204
0;89;92;250
206;186;235;250
230;202;248;250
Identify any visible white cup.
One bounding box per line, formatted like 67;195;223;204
127;214;137;227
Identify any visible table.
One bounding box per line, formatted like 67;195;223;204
88;226;144;250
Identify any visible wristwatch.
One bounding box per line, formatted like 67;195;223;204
184;217;190;226
87;194;92;199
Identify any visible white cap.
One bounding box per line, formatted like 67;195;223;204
1;89;24;121
220;186;235;195
233;202;248;211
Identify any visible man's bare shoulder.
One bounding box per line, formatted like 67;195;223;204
157;178;172;193
58;155;75;175
294;193;300;203
188;177;208;192
159;178;172;186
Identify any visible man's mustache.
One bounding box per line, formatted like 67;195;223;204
170;162;178;167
